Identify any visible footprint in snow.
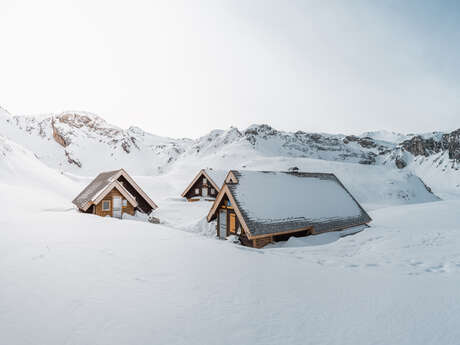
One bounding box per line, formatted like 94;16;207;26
409;261;423;267
424;264;448;273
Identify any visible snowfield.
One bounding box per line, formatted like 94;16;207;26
1;120;460;344
2;199;460;345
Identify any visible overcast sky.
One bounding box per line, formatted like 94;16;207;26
1;0;459;138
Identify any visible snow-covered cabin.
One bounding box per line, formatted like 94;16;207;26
207;170;372;248
181;169;228;201
72;169;158;218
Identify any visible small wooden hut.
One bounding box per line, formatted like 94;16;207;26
207;170;372;248
181;169;227;201
72;168;158;218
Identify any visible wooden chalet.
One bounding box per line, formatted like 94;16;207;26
181;169;228;201
72;168;158;218
207;170;372;248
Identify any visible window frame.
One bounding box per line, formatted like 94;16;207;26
102;200;111;211
122;199;128;207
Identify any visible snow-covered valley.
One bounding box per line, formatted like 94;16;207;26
1;107;460;344
2;200;460;345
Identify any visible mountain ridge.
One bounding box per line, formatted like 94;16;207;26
0;107;458;198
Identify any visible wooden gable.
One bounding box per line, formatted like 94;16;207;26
181;169;220;200
94;187;136;218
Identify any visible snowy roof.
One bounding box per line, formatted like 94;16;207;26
72;170;121;209
211;170;371;237
72;168;157;212
204;169;227;189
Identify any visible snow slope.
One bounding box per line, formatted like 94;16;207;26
402;152;460;199
1;187;460;344
0;134;80;213
360;129;410;143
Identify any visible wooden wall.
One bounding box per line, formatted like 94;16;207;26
94;187;135;218
216;195;258;247
252;237;273;249
185;174;218;200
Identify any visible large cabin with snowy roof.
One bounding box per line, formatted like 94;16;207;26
207;170;372;248
72;169;158;218
181;169;227;201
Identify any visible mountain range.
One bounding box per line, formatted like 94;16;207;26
0;106;459;202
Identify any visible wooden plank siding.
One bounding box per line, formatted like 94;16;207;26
215;195;258;246
184;174;218;200
253;236;273;248
94;187;135;218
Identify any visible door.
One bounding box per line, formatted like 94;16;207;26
229;213;236;234
218;209;227;239
112;196;122;218
202;188;208;197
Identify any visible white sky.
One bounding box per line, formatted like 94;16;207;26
1;0;459;138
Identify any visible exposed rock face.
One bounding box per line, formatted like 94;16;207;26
358;137;378;149
398;129;460;163
442;129;460;160
344;135;377;149
400;136;441;157
244;124;277;138
51;120;68;147
65;150;82;167
395;157;407;169
359;152;377;165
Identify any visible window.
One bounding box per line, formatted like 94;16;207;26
195;188;200;195
227;200;231;207
102;200;110;211
211;188;215;194
122;199;127;207
203;178;207;185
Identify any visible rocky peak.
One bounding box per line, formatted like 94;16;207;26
243;124;278;145
343;135;378;149
244;124;278;136
398;129;460;162
54;111;121;137
400;135;441;157
441;129;460;161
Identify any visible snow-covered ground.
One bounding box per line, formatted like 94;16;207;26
2;196;460;345
1;129;460;344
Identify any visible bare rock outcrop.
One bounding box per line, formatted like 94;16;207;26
51;120;69;147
